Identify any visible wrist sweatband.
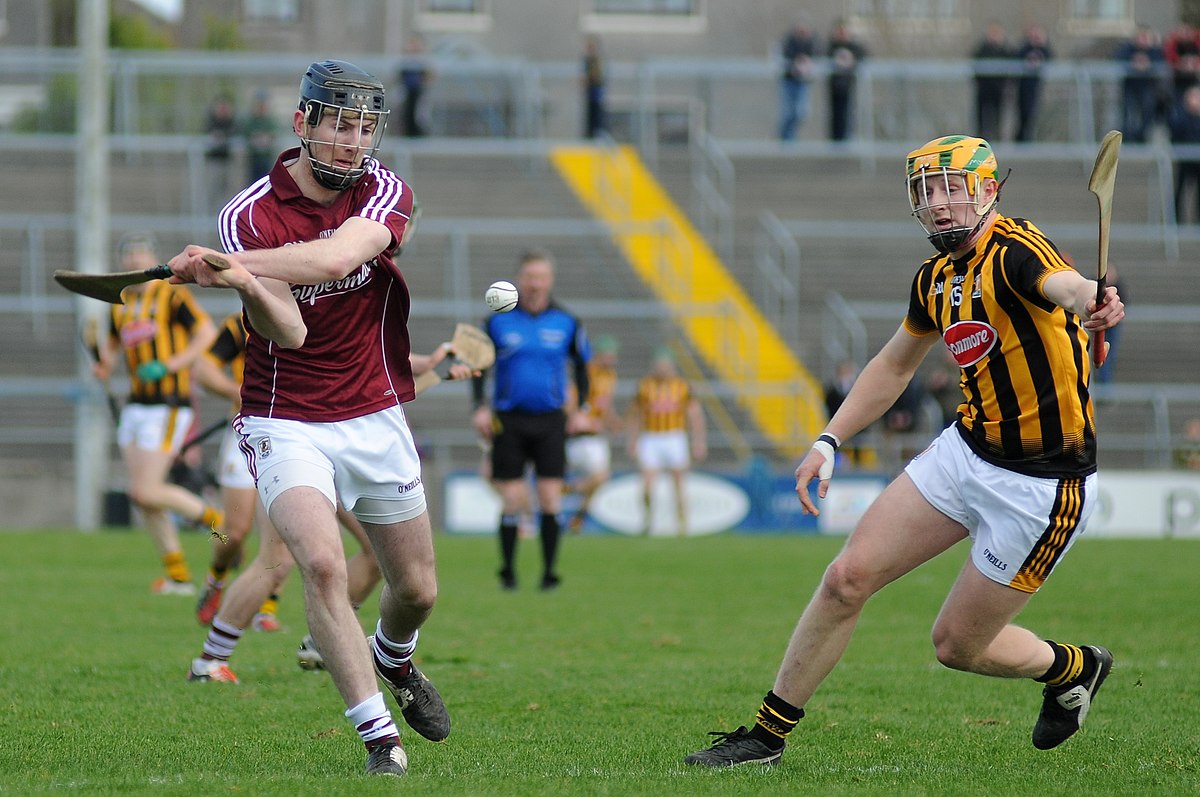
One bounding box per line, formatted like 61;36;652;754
816;433;841;451
812;433;841;480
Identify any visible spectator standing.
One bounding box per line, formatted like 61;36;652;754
778;21;816;142
626;348;706;537
1164;22;1200;100
472;250;591;591
823;359;858;418
1169;84;1200;224
399;34;433;137
243;90;277;183
1015;24;1053;143
973;22;1013;143
1114;25;1167;143
583;34;608;139
204;95;237;211
826;19;866;141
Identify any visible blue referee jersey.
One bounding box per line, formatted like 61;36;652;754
481;302;590;414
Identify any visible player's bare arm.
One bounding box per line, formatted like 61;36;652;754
92;332;118;381
1042;270;1124;330
410;344;476;381
192;355;241;405
234;217;394;285
795;326;938;514
239;275;306;350
164;317;218;376
688;399;708;461
825;325;937;444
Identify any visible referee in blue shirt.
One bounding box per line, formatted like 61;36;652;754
472;249;591;591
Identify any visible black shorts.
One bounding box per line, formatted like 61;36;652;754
491;409;566;480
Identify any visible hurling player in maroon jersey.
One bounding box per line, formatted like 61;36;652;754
168;60;444;778
685;136;1124;768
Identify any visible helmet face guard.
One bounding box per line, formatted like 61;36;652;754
905;135;1001;255
298;60;389;190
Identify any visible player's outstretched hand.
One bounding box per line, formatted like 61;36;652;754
168;245;253;291
794;446;834;516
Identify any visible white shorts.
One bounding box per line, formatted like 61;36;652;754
905;426;1097;594
117;404;194;454
636;430;690;471
566;434;611;477
216;425;254;490
234;404;426;525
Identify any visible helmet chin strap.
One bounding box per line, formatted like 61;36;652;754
926;169;1010;255
299;135;362;191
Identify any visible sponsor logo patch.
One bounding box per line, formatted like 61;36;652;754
983;547;1008;572
943;320;998;367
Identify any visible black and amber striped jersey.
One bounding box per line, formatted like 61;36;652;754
634;375;692;434
206;313;247;385
108;281;210;407
583;362;618;422
903;214;1095;478
205;313;248;412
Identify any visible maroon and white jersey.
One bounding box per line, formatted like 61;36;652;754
218;148;415;422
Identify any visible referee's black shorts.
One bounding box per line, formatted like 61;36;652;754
491;409;566;480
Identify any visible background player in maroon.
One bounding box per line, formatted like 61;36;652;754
168;60;444;778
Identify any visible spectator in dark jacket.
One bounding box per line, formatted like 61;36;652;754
973;22;1013;143
1169;85;1200;224
1114;25;1167;143
826;19;866;141
1014;24;1053;142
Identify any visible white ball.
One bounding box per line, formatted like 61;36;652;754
485;280;519;313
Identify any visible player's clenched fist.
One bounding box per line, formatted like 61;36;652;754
168;246;251;291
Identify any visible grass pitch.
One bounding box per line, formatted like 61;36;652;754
0;529;1196;796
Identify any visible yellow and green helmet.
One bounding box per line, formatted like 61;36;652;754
905;135;1002;253
905;135;998;196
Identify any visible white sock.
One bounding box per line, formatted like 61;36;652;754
373;621;417;669
345;692;399;745
201;618;244;661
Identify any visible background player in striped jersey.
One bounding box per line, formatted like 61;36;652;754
167;60;447;777
92;233;222;595
686;135;1124;767
564;333;622;534
626;347;706;536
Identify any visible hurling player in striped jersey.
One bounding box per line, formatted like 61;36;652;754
686;135;1124;767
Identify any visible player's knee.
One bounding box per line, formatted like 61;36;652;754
299;550;348;595
224;517;254;545
819;558;874;609
125;484;157;509
930;625;978;671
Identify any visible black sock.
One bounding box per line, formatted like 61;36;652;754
1036;640;1092;686
747;690;804;750
499;514;519;574
539;512;560;580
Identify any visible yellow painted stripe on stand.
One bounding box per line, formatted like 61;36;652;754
550;144;825;454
